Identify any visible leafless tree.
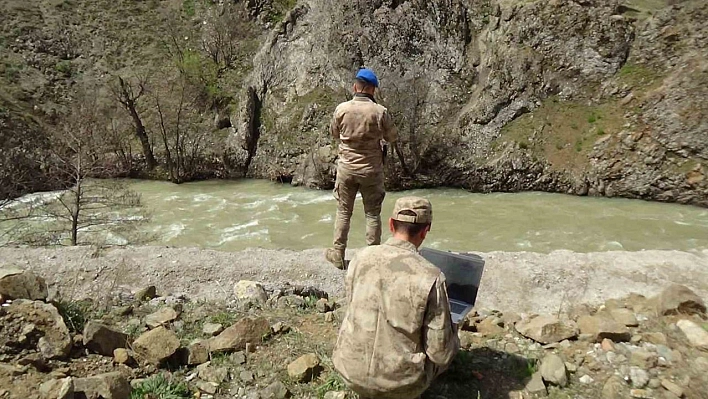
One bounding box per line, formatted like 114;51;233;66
110;75;158;170
201;3;251;74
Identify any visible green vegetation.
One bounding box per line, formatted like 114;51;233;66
54;299;94;333
618;63;662;88
130;374;191;399
315;373;347;398
208;310;238;326
54;60;73;77
182;0;196;17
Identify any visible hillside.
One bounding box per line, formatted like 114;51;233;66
0;0;706;205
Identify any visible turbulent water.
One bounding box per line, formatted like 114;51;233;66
113;179;708;253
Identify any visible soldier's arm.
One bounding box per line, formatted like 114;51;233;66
330;108;341;140
381;109;397;143
422;274;459;369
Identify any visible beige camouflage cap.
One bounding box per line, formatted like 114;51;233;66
391;196;433;224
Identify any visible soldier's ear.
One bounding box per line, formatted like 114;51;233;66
388;218;395;233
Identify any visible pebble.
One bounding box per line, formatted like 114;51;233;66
629;367;649;388
579;375;594;384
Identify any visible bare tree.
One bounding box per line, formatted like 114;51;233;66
110;75;158;169
201;3;250;74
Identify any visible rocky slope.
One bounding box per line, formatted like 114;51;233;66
1;0;706;206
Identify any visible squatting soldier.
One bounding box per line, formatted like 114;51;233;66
333;197;459;398
325;68;398;270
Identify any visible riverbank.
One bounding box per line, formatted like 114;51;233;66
2;246;707;315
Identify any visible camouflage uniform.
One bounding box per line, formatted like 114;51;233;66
328;94;397;266
332;197;459;399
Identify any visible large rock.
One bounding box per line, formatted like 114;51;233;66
186;341;210;365
261;380;291;399
207;317;270;353
602;375;628;399
6;299;71;359
0;267;47;300
653;285;706;316
287;353;322;383
577;315;631;343
525;371;547;397
132;326;180;365
540;354;568;387
515;315;578;344
609;308;639;327
144;307;179;329
234;280;268;304
82;321;129;356
39;377;74;399
74;372;130;399
676;319;708;349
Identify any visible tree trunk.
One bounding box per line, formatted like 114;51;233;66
127;105;157;170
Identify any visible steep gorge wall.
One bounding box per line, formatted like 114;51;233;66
228;0;707;206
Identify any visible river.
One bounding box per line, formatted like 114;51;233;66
118;179;708;253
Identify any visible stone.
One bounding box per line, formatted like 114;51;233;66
261;380;291;399
239;370;255;383
144;307;178;329
324;312;334;323
230;351;247;365
645;332;667;346
315;298;331;313
112;305;133;317
505;342;520;353
611;308;639;327
39;377;74;399
132;326;180;365
577;315;631;342
234;280;268;304
74;372;131;399
630;367;649;388
271;322;290;334
477;317;505;335
134;286;157;302
601;338;615;352
648;378;662;389
654;285;706;316
83;321;129;356
602;375;628;399
113;348;131;365
207;317;270;353
186;341;210;365
277;295;306;309
660;379;684;398
676;319;708;349
195;381;219;394
525;371;547;397
287;353;322;383
630;389;652;398
0;267;48;300
631;349;658;369
515;315;578;344
202;322;224;336
323;392;346;399
579;375;594;384
540;354;568;387
198;365;229;383
7;299;71;359
631;334;643;344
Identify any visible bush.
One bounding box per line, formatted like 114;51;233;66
54;299;93;333
55;60;72;77
130;374;191;399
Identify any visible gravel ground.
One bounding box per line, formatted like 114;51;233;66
1;246;707;314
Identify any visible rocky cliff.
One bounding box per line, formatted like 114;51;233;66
1;0;706;206
228;0;707;206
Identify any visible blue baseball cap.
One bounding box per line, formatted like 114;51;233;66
355;68;379;88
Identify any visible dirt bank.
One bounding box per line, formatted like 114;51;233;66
1;246;707;315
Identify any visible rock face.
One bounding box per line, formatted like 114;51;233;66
83;321;129;356
207;317;270;353
515;315;578;344
4;299;71;359
287;353;322;383
131;326;180;365
653;285;706;316
0;267;48;300
577;315;631;343
73;372;130;399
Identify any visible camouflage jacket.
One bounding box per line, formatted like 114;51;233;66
330;95;397;175
332;238;459;398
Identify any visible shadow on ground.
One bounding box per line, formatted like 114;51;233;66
423;347;533;399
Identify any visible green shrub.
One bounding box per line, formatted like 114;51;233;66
130;374;191;399
55;60;72;77
587;114;597;124
182;0;195;16
55;299;93;333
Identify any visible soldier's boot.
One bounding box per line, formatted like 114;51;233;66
324;248;345;270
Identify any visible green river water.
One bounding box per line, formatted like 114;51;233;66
123;179;708;253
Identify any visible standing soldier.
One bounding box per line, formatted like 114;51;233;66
325;68;397;270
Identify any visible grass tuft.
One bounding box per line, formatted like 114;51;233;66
130;374;191;399
54;299;94;333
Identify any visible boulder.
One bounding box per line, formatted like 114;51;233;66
629;367;649;388
234;280;268;304
524;371;547;397
515;315;578;344
207;317;270;353
39;377;74;399
653;285;706;316
261;380;291;399
676;319;708;349
113;348;131;365
144;307;179;329
202;322;224;336
631;349;657;369
476;317;505;335
186;341;210;365
7;299;71;359
197;363;229;384
132;326;180;365
660;379;684;398
602;375;628;399
0;267;47;300
610;308;639;327
74;372;130;399
577;315;630;342
644;332;667;345
540;354;568;387
287;353;322;383
195;381;219;394
134;286;157;302
83;321;129;356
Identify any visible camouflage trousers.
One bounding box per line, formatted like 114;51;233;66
332;166;385;253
